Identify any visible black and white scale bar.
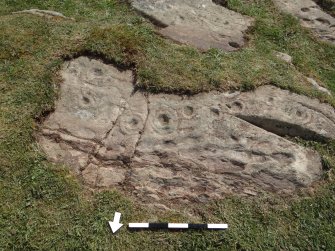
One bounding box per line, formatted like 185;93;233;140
128;223;228;230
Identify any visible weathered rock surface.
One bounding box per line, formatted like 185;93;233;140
131;0;254;51
273;0;335;44
38;57;335;209
230;86;335;140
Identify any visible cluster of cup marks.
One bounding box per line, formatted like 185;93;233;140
300;5;334;29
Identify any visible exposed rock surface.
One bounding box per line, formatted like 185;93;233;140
131;0;254;51
38;57;335;209
273;0;335;44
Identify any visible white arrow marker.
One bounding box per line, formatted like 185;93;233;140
108;212;123;233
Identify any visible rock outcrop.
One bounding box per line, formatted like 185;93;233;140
131;0;254;51
38;57;335;209
273;0;335;44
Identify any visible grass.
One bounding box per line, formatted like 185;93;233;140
0;0;335;250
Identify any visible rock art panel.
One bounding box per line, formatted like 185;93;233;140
38;57;335;209
131;0;254;51
43;57;134;141
230;86;335;141
273;0;335;44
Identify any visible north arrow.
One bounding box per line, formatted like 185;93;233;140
108;212;123;233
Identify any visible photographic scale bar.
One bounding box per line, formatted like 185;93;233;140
128;223;228;230
108;212;228;233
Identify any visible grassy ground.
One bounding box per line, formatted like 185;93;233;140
0;0;335;250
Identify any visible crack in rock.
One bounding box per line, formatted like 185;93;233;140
37;57;335;210
227;86;335;141
130;0;254;51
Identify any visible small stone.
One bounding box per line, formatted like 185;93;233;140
244;189;257;196
275;51;292;64
306;77;332;96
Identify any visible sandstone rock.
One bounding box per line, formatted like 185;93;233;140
275;51;293;64
38;57;335;209
131;0;254;51
82;163;99;186
38;135;89;175
229;86;335;141
273;0;335;44
43;57;134;141
96;167;126;187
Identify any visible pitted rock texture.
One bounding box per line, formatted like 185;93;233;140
273;0;335;44
38;57;335;209
131;0;254;51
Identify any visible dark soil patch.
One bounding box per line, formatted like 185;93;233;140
212;0;228;7
314;0;335;17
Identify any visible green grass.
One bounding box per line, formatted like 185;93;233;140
0;0;335;250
